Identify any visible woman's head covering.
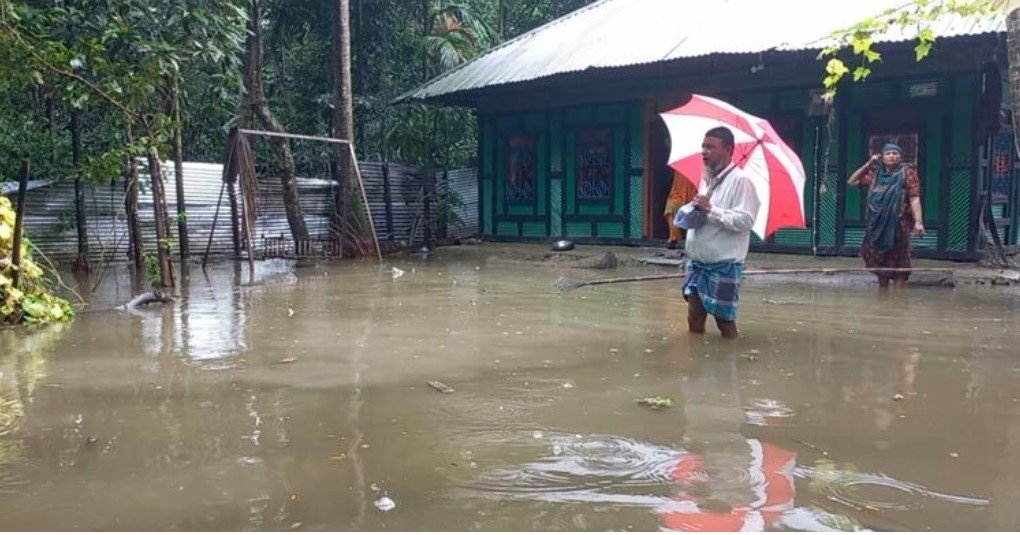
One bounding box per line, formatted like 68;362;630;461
882;143;903;154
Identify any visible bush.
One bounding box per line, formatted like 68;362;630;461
0;196;74;325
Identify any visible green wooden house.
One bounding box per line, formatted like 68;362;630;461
398;0;1017;260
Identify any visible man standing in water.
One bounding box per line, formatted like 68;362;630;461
682;127;760;339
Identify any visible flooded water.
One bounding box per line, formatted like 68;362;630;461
1;245;1019;530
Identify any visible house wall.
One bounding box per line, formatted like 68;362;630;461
478;102;645;241
476;67;1004;259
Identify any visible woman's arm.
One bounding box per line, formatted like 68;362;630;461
910;197;924;237
848;154;880;186
907;168;925;237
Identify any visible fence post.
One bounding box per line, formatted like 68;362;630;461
12;160;30;288
382;162;394;239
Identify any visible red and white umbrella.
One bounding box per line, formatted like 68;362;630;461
659;94;806;238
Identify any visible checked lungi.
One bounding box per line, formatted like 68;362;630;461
682;260;744;321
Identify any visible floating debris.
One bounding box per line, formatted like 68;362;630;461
950;452;960;458
763;298;807;306
427;381;455;394
373;496;396;512
892;393;905;401
276;357;298;365
636;396;675;409
287;308;295;317
392;267;406;279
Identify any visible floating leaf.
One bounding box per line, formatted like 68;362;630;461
636;396;675;409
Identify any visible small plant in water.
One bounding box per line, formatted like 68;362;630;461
635;396;675;409
143;251;161;289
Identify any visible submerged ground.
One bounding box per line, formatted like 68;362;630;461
1;244;1018;530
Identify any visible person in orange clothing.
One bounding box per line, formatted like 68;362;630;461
664;170;698;249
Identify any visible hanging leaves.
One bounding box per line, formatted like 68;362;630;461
817;0;1001;100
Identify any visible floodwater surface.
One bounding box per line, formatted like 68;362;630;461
1;246;1019;530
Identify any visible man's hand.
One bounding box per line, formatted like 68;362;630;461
913;222;925;238
693;194;712;212
869;154;881;164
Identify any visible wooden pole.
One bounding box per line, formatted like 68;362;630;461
348;143;383;262
556;267;959;292
172;77;190;262
238;132;257;283
236;128;381;262
11;160;30;288
202;180;227;269
239;128;351;145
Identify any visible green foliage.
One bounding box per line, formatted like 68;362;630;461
143;251;161;288
0;196;74;325
0;0;247;162
818;0;1001;101
1;0;598;179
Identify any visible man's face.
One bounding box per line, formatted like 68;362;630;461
702;136;732;170
882;149;902;167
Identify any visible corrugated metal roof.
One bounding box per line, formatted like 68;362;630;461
397;0;1004;103
1;179;55;194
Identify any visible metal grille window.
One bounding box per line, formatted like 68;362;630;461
577;128;613;200
506;134;537;202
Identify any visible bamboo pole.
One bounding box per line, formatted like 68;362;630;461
555;267;958;292
238;128;382;262
202;180;227;270
239;128;349;145
11;160;29;288
349;143;382;263
237;132;257;283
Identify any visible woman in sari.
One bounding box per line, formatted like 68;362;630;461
848;143;925;289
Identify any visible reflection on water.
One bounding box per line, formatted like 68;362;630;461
459;348;988;531
140;265;250;361
0;245;1018;530
0;325;64;493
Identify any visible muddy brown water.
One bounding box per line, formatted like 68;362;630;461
1;247;1019;530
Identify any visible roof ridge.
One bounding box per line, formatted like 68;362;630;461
393;0;618;103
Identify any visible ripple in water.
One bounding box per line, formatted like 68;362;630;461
459;433;989;526
796;461;989;512
430;373;569;443
743;398;795;427
460;433;682;507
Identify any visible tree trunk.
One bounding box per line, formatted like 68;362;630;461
331;0;355;244
123;123;144;270
241;0;308;245
498;0;506;40
146;147;175;288
354;0;365;146
1007;8;1020;156
70;110;90;272
172;77;190;261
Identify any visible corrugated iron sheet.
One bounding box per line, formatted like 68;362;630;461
5;162;478;264
398;0;1004;103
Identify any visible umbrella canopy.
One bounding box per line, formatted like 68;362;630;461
659;94;807;238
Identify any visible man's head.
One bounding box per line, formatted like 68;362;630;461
881;142;903;167
702;126;735;171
